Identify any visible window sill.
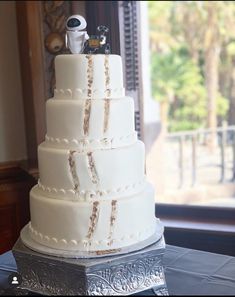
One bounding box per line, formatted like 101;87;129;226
161;218;235;235
155;203;235;235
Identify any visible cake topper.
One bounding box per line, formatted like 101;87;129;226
84;25;111;54
65;15;89;54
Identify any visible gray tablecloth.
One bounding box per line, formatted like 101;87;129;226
0;245;235;295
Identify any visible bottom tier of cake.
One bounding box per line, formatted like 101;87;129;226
29;183;156;252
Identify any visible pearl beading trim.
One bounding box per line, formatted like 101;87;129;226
45;132;137;150
29;222;155;247
37;178;146;202
54;88;125;100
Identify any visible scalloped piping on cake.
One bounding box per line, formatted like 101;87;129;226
37;177;146;202
45;132;137;150
28;222;156;247
53;87;125;99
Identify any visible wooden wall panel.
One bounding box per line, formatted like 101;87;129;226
16;1;46;170
0;165;36;254
0;204;18;253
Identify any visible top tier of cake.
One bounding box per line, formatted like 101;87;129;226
54;54;125;100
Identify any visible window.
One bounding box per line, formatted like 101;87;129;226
118;1;235;249
146;1;235;210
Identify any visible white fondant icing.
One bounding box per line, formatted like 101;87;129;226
54;54;124;99
29;183;156;251
38;141;145;199
27;53;158;253
46;98;135;148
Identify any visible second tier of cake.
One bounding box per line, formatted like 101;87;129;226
45;97;136;150
38;140;145;201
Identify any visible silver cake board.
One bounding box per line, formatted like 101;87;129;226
12;220;168;296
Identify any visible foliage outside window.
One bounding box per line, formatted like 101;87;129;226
148;1;235;133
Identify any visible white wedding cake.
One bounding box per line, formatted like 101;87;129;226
27;54;157;254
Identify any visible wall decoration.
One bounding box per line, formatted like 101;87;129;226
43;1;72;98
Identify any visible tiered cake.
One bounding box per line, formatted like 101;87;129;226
27;54;157;253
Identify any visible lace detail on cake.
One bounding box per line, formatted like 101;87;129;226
82;55;93;136
86;55;93;98
83;99;92;136
104;55;111;98
108;200;117;246
103;55;111;134
68;150;80;193
86;201;100;245
103;99;110;134
87;152;99;185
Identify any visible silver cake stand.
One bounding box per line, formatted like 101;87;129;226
12;219;168;295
